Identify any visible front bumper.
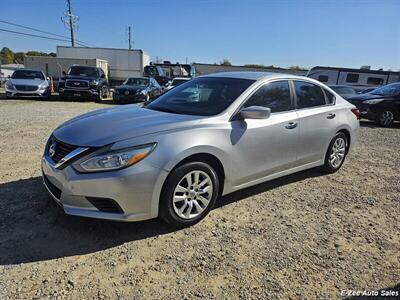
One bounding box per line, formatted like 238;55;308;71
59;88;99;98
41;154;168;222
6;87;49;98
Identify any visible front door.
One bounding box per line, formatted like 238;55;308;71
230;80;299;187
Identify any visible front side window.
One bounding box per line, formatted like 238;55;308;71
346;73;359;83
294;81;327;109
147;77;254;116
243;81;292;113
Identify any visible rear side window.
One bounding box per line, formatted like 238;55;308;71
318;75;328;82
324;89;335;104
244;81;292;113
346;73;359;83
294;81;327;109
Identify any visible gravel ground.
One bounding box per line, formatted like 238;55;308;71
0;99;399;300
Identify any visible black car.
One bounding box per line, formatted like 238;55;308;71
58;66;109;102
347;82;400;126
328;85;357;99
113;77;162;104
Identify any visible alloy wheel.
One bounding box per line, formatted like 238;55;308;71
379;111;394;126
172;170;213;220
329;137;346;169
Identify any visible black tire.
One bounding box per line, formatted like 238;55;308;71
321;132;348;173
159;162;219;228
375;109;395;127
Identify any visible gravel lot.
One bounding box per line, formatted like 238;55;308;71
0;99;399;299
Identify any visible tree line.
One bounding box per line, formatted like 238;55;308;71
0;47;56;64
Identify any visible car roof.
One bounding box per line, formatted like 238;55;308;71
200;71;306;81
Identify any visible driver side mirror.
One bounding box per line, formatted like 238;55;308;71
239;106;271;120
101;74;105;79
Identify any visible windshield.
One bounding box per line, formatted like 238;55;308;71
124;78;149;86
172;79;189;86
147;77;254;116
12;70;44;80
331;86;355;94
68;66;99;77
371;83;400;96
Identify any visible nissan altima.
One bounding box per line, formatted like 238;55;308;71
42;72;360;227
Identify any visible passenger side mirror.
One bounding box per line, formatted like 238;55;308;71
62;71;66;76
239;106;271;120
101;74;105;79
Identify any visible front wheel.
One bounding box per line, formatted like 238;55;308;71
95;85;108;102
321;132;348;173
375;110;395;127
159;162;219;227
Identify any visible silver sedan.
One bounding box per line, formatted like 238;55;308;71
42;72;360;227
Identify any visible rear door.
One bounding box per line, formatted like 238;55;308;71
293;80;339;165
230;80;299;187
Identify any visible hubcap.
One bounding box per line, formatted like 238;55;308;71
380;111;394;126
172;170;213;220
330;137;346;168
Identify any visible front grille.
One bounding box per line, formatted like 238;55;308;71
43;174;62;199
48;137;78;163
66;79;89;89
15;85;38;91
86;197;124;213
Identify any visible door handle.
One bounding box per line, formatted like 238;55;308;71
327;113;336;119
285;122;298;129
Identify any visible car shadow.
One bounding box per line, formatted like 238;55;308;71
360;120;400;129
0;167;326;265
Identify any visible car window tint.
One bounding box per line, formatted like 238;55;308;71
244;81;292;113
294;81;327;109
324;89;335;104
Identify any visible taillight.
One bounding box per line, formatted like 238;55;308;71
351;108;361;120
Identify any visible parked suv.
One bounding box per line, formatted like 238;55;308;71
58;66;109;102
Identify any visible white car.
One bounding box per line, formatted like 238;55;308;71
5;69;50;99
165;77;191;91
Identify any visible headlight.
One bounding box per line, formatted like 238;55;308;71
5;81;15;90
91;79;99;85
39;82;49;89
363;99;383;105
76;143;156;172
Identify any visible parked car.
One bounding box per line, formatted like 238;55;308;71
42;72;359;227
58;65;109;102
328;85;357;99
359;87;376;94
5;69;50;99
143;65;171;87
113;77;162;103
347;82;400;126
165;77;191;91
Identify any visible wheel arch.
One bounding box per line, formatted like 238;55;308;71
336;128;351;153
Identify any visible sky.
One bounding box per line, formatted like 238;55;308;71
1;0;399;70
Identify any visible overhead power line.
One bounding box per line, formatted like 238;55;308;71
0;19;95;47
0;28;89;45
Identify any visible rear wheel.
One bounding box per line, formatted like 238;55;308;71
375;110;395;127
159;162;219;227
321;132;348;173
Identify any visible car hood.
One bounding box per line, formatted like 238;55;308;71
53;105;202;147
10;78;46;86
116;84;147;91
62;75;98;81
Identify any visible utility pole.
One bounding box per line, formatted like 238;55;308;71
61;0;78;47
128;26;132;50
